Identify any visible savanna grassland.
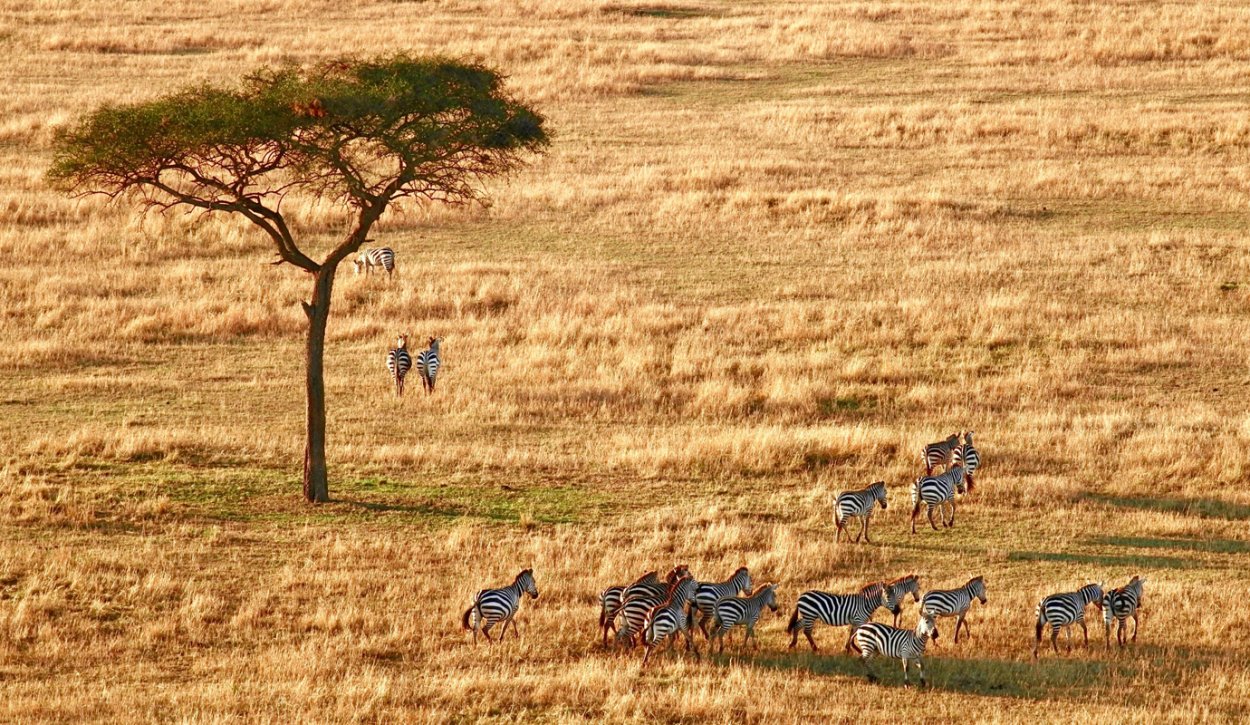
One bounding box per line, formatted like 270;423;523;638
3;0;1250;721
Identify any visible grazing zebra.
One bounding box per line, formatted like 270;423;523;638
641;577;700;666
708;584;779;654
884;574;922;627
834;481;888;544
787;582;896;652
693;567;752;638
613;566;690;647
353;246;396;277
922;433;960;474
1033;582;1104;657
852;613;940;687
460;568;539;644
920;576;987;643
910;467;964;533
386;334;412;397
417;336;443;394
951;430;980;492
1103;576;1146;647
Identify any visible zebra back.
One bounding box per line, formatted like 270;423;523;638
713;583;778;632
835;481;887;522
694;566;751;617
1104;576;1145;623
923;433;960;471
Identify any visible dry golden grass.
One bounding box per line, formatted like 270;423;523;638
3;0;1250;721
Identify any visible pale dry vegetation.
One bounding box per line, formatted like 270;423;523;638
2;0;1250;721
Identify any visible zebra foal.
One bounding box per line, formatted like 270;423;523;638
920;576;987;643
461;568;539;644
853;613;940;687
1033;582;1104;657
353;246;396;277
951;430;980;491
910;466;964;533
1104;576;1146;647
834;481;887;544
708;584;779;654
922;433;960;474
693;566;752;638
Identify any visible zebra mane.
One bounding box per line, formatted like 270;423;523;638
889;574;917;586
628;570;660;588
650;575;692;611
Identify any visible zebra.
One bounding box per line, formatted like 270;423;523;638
693;566;751;638
852;613;940;687
884;574;922;627
834;481;888;544
641;576;700;666
417;336;443;394
1103;576;1146;647
951;430;980;492
708;584;779;654
460;568;538;644
787;581;896;652
920;576;987;643
613;566;690;648
352;246;396;277
1033;582;1104;657
922;433;960;474
599;567;686;646
910;467;964;533
386;333;412;397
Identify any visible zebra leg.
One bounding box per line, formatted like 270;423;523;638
863;516;873;544
1131;612;1139;643
844;626;858;653
902;658;911;688
927;505;939;531
1080;620;1088;648
1050;625;1060;654
642;645;653;667
804;626;819;652
911;502;921;534
946;500;956;527
860;652;877;683
916;657;926;687
835;518;843;543
954;612;966;643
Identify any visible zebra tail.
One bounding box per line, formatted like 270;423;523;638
461;604;474;631
786;606;799;635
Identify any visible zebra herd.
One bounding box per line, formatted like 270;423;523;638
352;245;445;397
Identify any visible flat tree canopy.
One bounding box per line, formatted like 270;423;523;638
49;55;549;502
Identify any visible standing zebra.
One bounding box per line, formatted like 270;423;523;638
613;566;690;648
1033;582;1104;657
852;613;940;687
708;584;779;654
910;467;964;533
922;433;960;474
353;246;396;277
693;566;752;638
461;568;539;644
951;430;980;492
417;336;443;394
1103;576;1146;647
640;577;700;666
884;574;922;627
386;333;412;397
834;481;888;544
920;576;987;643
599;571;659;646
787;581;896;652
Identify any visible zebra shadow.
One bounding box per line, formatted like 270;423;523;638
1085;534;1250;555
1082;493;1250;521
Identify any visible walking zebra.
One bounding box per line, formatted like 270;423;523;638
951;430;980;492
417;336;443;394
708;584;779;654
1033;582;1104;657
787;582;896;652
460;568;538;644
641;577;700;666
693;566;752;638
910;467;964;533
834;481;888;544
386;333;412;397
1103;576;1146;647
884;574;922;627
613;566;690;647
353;246;396;277
920;576;987;643
852;613;940;687
922;433;960;474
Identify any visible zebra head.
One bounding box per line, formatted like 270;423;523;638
734;566;752;595
517;568;539;599
916;613;940;642
964;430;975;445
758;584;779;613
428;336;443;353
968;575;987;604
396;333;408;350
352;251;369;274
1079;582;1104;608
891;574;921;604
871;481;888;510
861;581;896;612
666;565;691;583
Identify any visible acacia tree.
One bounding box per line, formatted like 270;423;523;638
49;56;548;503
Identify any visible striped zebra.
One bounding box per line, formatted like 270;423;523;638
708;584;779;654
920;576;987;643
1033;582;1104;657
834;481;888;544
460;568;538;644
613;566;690;648
693;567;751;638
641;576;700;666
852;613;940;687
787;581;896;652
386;334;412;397
599;571;659;646
922;433;960;474
951;430;980;492
884;574;921;627
417;336;443;394
1103;576;1146;647
910;467;964;533
353;246;396;277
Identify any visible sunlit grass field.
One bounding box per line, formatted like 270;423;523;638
3;0;1250;720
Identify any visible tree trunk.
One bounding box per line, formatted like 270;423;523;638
302;267;335;503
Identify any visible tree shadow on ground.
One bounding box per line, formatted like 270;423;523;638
1006;550;1195;569
1082;493;1250;521
1085;535;1250;555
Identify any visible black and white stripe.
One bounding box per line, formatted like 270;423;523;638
922;433;960;474
693;567;752;638
920;576;987;643
612;566;689;648
852;614;940;687
1033;582;1104;657
787;582;896;652
708;584;778;653
884;574;921;627
417;336;443;394
834;481;888;544
461;568;539;644
1103;576;1145;647
951;430;980;491
353;246;396;277
910;468;963;533
641;577;700;665
386;334;412;397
